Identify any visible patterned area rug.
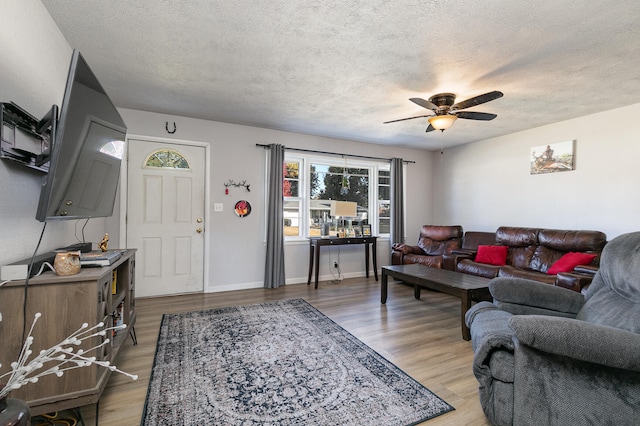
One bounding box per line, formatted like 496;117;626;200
141;298;454;425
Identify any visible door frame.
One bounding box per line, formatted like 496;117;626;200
119;134;211;293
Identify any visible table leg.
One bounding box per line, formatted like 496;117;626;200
414;285;421;299
381;270;389;304
364;243;370;278
372;241;378;281
307;243;314;285
314;242;321;289
461;290;472;341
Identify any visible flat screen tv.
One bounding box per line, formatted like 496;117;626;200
36;50;127;222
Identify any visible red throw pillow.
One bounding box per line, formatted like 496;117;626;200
547;252;597;275
475;245;508;266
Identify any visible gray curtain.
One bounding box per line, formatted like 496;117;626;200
264;144;286;288
390;157;405;246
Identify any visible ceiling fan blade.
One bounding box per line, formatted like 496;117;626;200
383;114;432;124
455;111;497;121
410;97;438;111
451;91;503;111
425;124;436;132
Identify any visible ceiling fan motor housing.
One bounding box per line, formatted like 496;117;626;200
428;93;456;112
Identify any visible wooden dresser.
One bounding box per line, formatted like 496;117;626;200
0;249;136;416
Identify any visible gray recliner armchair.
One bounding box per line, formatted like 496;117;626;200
465;231;640;426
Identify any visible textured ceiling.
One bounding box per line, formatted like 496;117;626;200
41;0;640;151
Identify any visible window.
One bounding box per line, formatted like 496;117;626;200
378;169;390;235
283;153;390;239
144;149;190;169
283;158;302;237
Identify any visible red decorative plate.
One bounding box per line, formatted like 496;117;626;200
234;200;251;217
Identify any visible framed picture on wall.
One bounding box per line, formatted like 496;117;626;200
530;140;575;175
362;224;372;236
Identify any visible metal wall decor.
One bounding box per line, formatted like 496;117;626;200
224;179;251;194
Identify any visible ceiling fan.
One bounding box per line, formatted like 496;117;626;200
384;91;503;132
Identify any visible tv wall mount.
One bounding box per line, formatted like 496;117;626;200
1;101;57;173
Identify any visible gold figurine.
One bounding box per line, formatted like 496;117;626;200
98;233;109;252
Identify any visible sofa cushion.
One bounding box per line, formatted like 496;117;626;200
460;231;497;250
498;266;557;285
418;238;461;256
475;245;508;266
538;229;607;252
403;253;443;268
417;225;463;255
528;245;561;273
496;227;540;269
496;227;540;247
547;252;598;275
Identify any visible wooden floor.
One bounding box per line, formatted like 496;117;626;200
78;277;491;425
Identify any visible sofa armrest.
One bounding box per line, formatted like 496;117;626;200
391;243;425;265
573;264;598;275
390;250;404;265
451;248;478;256
490;277;585;316
465;302;516;375
443;250;474;271
509;315;640;372
555;271;595;292
391;243;423;255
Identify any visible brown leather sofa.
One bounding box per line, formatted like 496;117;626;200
456;226;607;292
391;225;463;269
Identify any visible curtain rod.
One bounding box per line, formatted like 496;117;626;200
255;144;415;164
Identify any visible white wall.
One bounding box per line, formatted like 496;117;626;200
119;109;434;291
0;0;111;266
14;0;636;293
0;0;433;290
433;102;640;239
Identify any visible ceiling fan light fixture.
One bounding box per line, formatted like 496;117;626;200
428;115;458;131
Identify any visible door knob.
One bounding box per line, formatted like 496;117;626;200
196;227;203;233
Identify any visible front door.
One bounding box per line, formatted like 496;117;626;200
127;138;206;297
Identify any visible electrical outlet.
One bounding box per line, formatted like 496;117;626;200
333;260;339;268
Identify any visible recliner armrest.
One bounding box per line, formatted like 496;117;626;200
509;315;640;372
490;277;585;315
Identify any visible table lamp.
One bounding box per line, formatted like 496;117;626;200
330;201;357;237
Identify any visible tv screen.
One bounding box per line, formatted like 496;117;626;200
36;50;127;222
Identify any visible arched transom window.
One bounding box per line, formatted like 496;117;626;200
144;149;191;170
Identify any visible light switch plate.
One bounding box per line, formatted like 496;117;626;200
214;203;223;212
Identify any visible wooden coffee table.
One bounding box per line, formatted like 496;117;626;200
381;264;492;340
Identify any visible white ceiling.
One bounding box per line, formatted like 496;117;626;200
41;0;640;151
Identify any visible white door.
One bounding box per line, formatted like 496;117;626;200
127;138;206;297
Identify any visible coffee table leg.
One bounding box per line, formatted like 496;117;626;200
381;270;389;304
414;285;421;299
461;291;472;341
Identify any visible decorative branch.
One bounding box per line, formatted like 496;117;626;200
0;313;138;399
